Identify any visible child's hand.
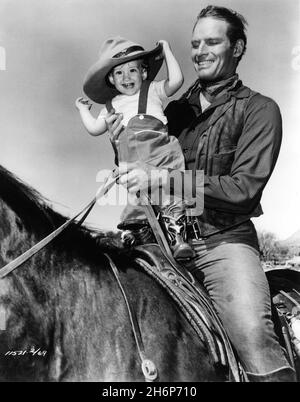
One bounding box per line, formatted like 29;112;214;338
157;40;171;56
75;97;92;111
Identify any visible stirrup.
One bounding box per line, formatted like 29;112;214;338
120;230;136;248
160;214;195;260
117;220;156;248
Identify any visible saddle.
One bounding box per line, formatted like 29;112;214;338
122;244;300;382
131;243;244;382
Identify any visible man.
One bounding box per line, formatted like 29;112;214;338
108;6;296;381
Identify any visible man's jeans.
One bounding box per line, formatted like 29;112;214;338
185;239;295;381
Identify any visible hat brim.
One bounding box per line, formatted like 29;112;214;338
83;43;164;104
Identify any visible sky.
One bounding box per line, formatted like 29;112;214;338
0;0;299;240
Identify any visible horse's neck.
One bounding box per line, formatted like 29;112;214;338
0;200;36;267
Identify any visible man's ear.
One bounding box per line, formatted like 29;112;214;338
141;68;148;81
108;74;115;86
233;39;244;59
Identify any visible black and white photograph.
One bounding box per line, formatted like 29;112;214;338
0;0;299;386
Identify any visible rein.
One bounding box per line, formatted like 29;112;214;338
0;173;117;279
0;198;96;279
0;175;172;278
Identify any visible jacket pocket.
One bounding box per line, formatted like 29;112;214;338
209;148;236;176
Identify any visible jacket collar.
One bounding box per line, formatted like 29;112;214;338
199;73;240;101
178;78;251;126
195;81;251;115
186;82;252;136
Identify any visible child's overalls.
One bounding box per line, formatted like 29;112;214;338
106;80;185;224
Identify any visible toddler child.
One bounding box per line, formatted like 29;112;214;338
76;36;193;259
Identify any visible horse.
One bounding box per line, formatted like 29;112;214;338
0;164;228;382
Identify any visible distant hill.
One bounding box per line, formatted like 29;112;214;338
281;229;300;246
280;229;300;255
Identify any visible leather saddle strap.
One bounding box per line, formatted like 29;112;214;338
139;190;175;262
104;253;158;382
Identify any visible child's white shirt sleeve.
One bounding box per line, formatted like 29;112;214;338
98;107;108;120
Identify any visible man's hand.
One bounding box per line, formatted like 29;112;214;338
115;161;169;195
105;109;124;141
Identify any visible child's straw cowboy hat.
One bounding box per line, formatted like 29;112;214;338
83;36;163;104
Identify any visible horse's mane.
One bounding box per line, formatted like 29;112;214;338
0;165;123;259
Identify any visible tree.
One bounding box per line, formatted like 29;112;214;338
257;231;291;262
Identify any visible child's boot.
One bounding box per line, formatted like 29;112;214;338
160;212;195;260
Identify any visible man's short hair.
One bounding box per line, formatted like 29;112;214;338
194;5;248;63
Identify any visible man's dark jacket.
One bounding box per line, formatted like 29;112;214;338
165;79;282;240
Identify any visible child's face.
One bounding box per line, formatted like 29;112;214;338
109;60;147;96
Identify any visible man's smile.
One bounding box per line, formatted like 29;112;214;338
195;59;215;68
